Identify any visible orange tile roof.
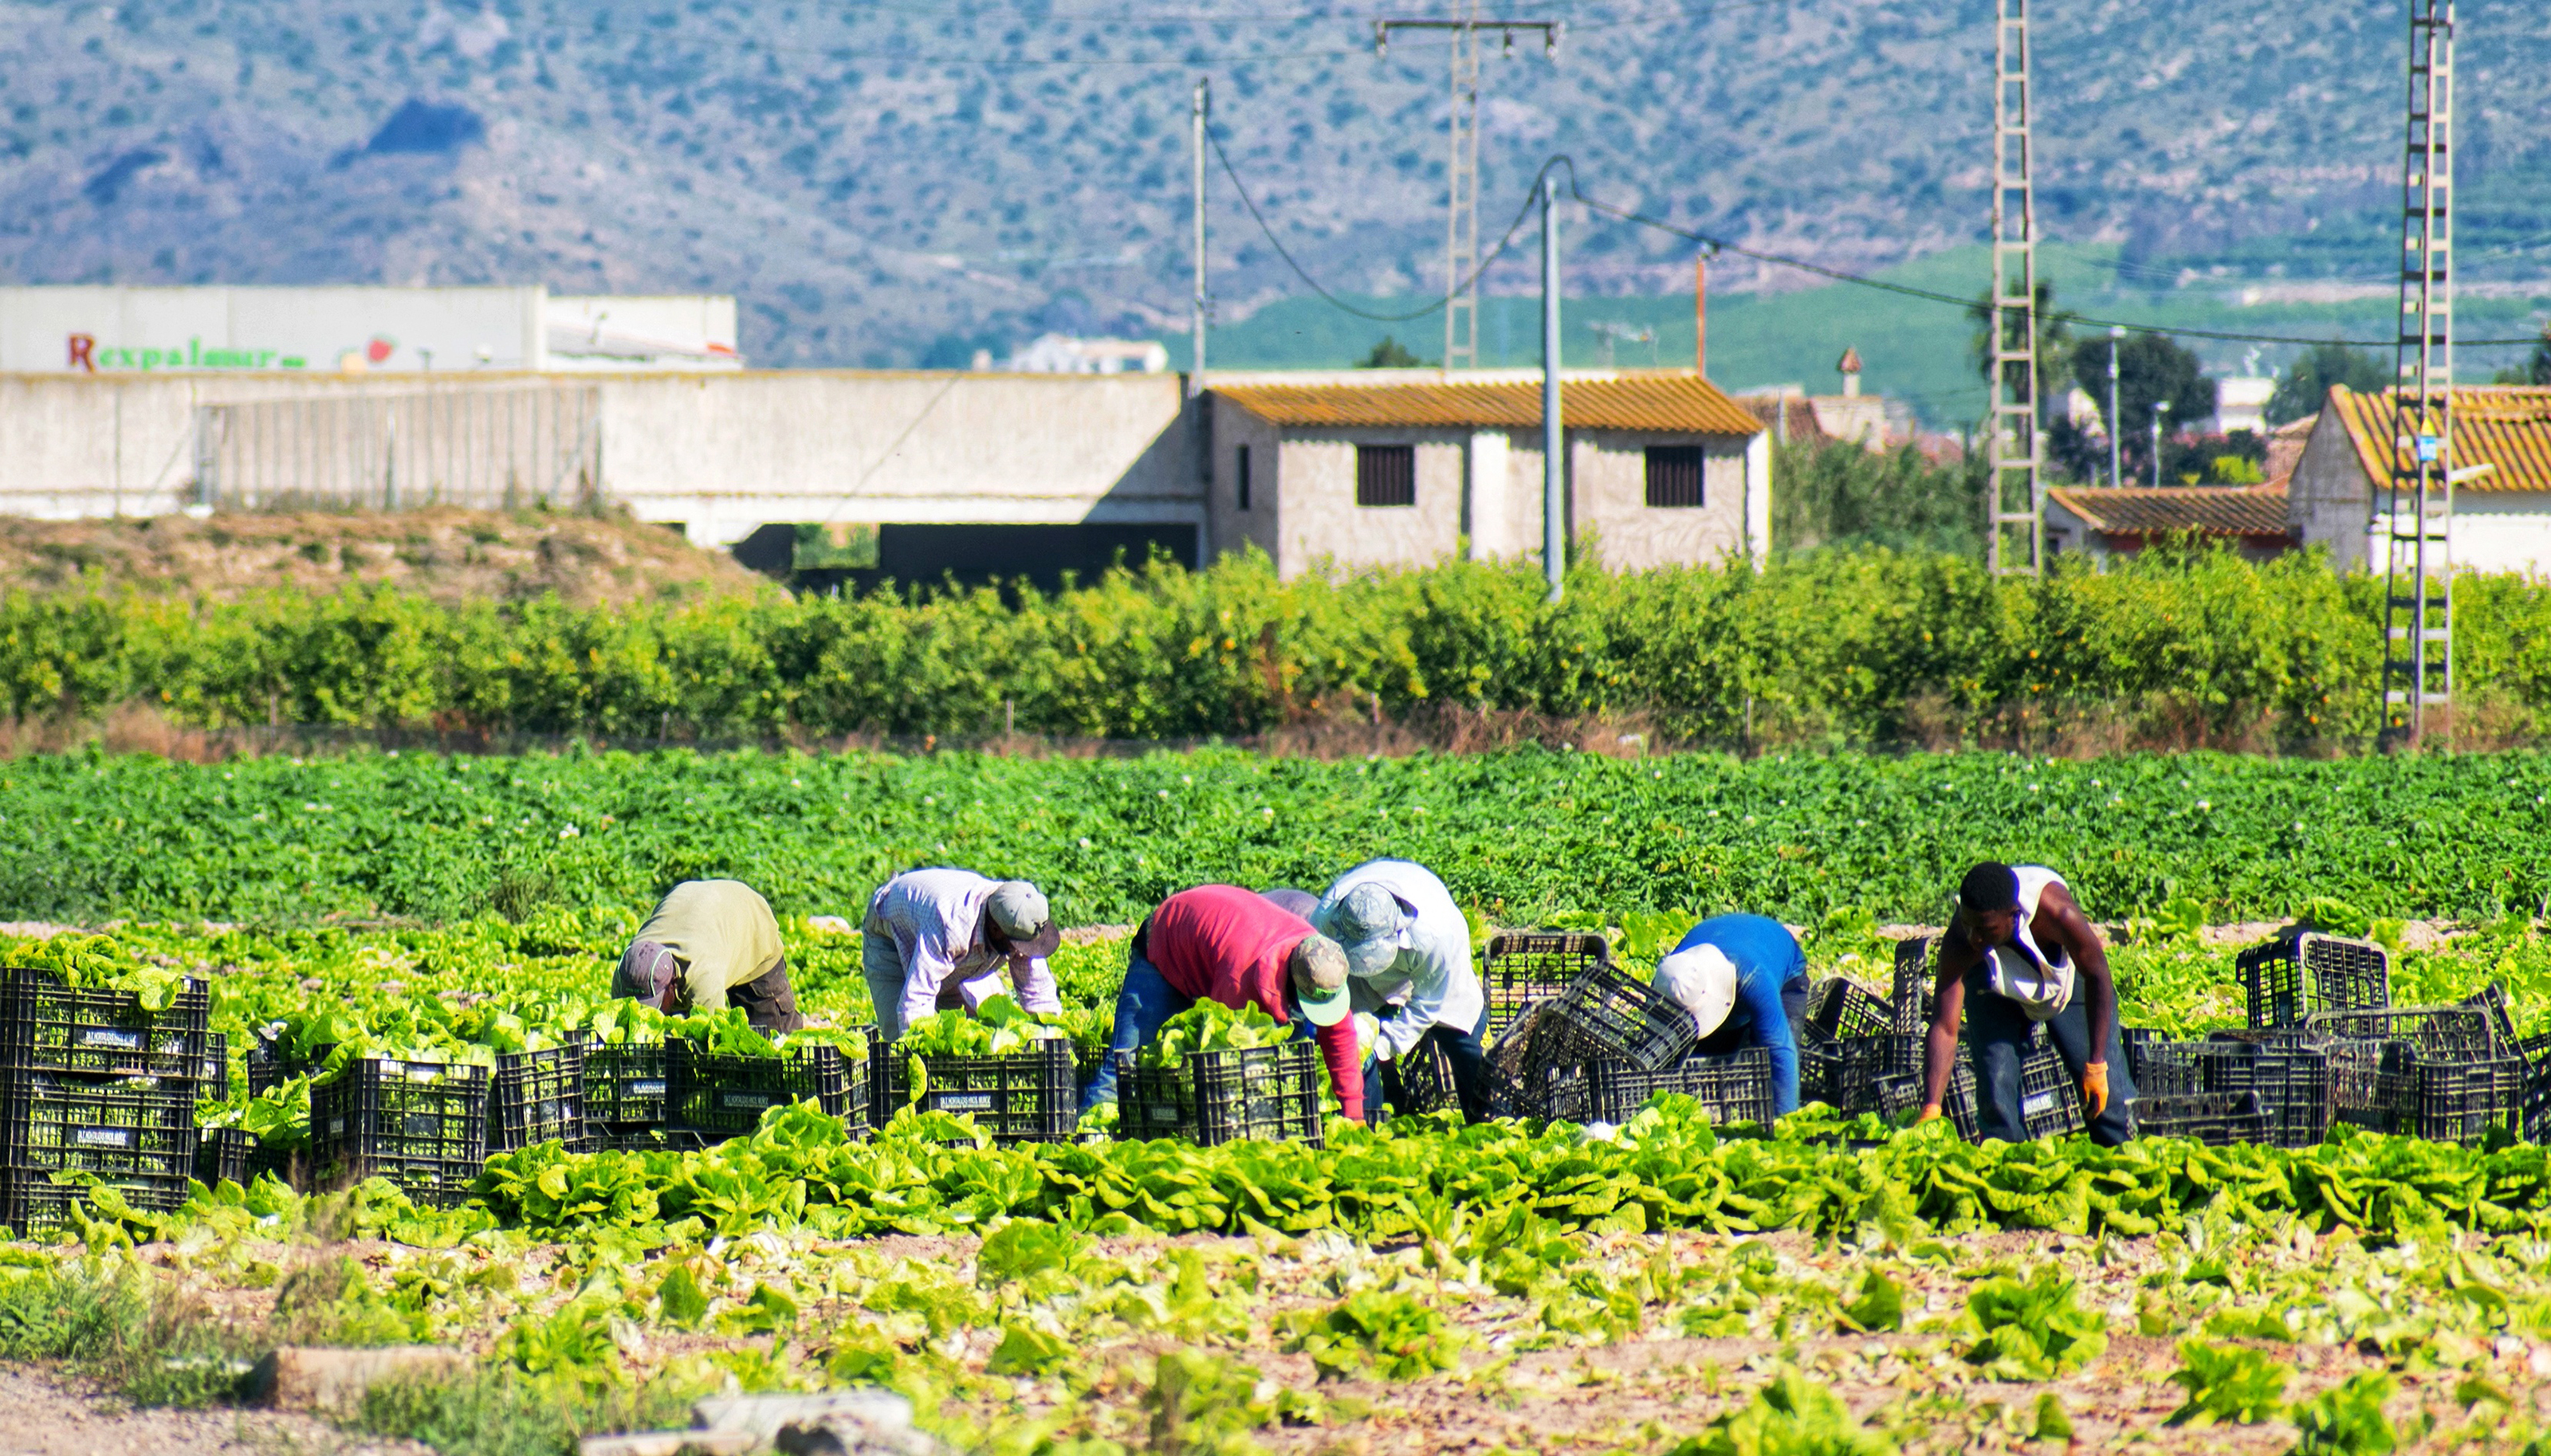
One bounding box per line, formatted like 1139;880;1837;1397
1213;371;1763;435
2325;384;2551;493
2045;485;2294;537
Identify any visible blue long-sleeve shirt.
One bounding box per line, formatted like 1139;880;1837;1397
1674;913;1809;1116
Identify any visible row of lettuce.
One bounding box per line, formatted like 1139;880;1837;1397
10;546;2551;745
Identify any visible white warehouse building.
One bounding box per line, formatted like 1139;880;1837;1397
0;285;741;375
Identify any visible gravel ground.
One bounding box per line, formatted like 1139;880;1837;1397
0;1364;435;1456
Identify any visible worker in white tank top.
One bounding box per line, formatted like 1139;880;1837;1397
1917;861;2136;1147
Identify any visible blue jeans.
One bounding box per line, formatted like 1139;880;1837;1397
1080;951;1192;1113
1965;973;2139;1147
1370;1001;1492;1123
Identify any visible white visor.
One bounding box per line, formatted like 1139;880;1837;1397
1653;943;1739;1039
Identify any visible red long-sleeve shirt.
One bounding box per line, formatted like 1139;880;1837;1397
1145;885;1362;1120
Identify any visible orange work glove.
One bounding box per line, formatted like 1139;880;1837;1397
1914;1105;1943;1124
2081;1062;2111;1118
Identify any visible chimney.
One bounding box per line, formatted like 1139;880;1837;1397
1692;255;1708;377
1837;346;1863;398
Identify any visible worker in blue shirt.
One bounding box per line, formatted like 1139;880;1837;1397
1653;912;1810;1115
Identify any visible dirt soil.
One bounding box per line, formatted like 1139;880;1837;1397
0;508;771;607
0;1363;432;1456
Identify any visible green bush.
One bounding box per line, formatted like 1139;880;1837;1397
0;544;2539;748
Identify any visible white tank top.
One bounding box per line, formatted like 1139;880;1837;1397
1982;865;2074;1021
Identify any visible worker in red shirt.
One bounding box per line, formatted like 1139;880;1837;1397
1077;883;1362;1122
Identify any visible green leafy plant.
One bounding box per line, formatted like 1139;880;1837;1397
2288;1371;2399;1454
1963;1266;2106;1380
2166;1337;2291;1427
1669;1367;1893;1456
1285;1289;1468;1381
1138;1000;1293;1069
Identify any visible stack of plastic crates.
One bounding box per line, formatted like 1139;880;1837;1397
1501;958;1701;1122
1580;1047;1777;1127
195;1125;296;1188
2239;932;2390;1030
672;1037;868;1147
1118;1041;1323;1148
2131;1091;2269;1146
875;1034;1071;1145
0;966;214;1230
2305;1004;2517;1145
2136;1033;2334;1148
309;1056;489;1207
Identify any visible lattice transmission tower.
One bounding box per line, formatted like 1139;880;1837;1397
1376;14;1557;370
1984;0;2041;576
2381;0;2457;748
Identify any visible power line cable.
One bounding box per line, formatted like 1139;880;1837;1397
1209;131;1559;323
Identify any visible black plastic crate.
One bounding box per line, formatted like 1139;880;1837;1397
2418;1055;2524;1145
487;1044;588;1153
2518;1032;2551;1144
1582;1047;1776;1126
878;1038;1075;1144
2305;1005;2499;1061
1929;1046;2081;1144
1382;1040;1460;1118
195;1126;297;1187
2133;1091;2269;1146
1797;1045;1839;1109
2327;1038;2419;1137
1;1167;191;1231
1119;1041;1324;1148
2120;1028;2167;1089
1535;960;1700;1072
1889;937;1936;1035
0;967;214;1081
2239;932;2390;1030
1482;932;1609;1037
309;1058;489;1207
1803;977;1893;1044
584;1044;669;1126
670;1041;864;1145
2462;982;2520;1051
2138;1034;2333;1148
1828;1034;1926;1113
0;1068;198;1180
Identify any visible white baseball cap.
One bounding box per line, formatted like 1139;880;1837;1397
1653;943;1739;1038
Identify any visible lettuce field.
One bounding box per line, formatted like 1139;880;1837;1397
4;744;2551;926
10;743;2551;1453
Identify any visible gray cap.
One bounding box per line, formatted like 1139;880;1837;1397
1316;882;1407;979
984;881;1062;959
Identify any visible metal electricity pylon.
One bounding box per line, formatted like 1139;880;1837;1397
1375;13;1558;369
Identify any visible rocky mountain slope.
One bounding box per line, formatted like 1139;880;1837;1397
1;0;2544;368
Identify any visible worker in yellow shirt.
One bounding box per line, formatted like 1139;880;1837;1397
611;879;805;1031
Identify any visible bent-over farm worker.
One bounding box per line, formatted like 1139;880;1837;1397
861;867;1063;1044
1314;858;1491;1122
1920;861;2137;1145
612;878;806;1031
1077;883;1362;1121
1653;912;1810;1116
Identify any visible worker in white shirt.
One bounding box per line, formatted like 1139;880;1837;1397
860;867;1063;1044
1313;858;1491;1121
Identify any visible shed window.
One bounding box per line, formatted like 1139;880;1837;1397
1236;445;1252;512
1355;445;1417;507
1645;445;1705;508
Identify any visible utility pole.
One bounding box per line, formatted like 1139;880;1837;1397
2383;0;2456;748
1984;0;2041;576
2152;399;2169;489
1189;77;1209;399
1375;14;1559;369
1541;172;1564;602
2107;326;2125;489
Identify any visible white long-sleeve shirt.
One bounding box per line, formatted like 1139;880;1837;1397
864;868;1061;1030
1318;858;1484;1062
